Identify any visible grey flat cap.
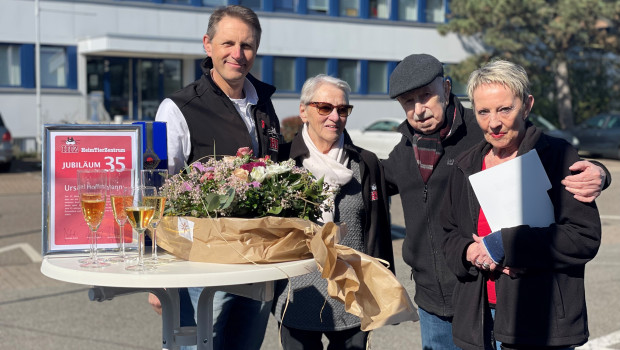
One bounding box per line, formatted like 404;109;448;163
389;54;444;99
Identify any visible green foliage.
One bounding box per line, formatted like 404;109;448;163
440;0;620;125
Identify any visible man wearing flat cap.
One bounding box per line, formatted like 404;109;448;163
382;53;610;349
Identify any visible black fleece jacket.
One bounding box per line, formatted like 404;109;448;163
441;124;601;349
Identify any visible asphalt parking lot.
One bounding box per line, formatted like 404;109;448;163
0;158;619;349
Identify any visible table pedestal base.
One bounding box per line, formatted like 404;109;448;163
89;282;274;350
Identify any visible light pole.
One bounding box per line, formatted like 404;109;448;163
34;0;42;159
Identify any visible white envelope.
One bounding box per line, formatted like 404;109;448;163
468;149;555;232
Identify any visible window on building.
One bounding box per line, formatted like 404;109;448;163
340;0;360;16
338;60;359;92
368;61;388;94
426;0;445;23
0;44;21;86
398;0;418;21
370;0;389;19
308;0;328;14
306;58;328;79
41;46;68;88
163;0;191;4
203;0;227;6
273;57;296;91
275;0;297;12
250;56;263;80
239;0;262;10
163;59;183;97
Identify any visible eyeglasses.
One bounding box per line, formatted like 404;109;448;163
307;102;354;118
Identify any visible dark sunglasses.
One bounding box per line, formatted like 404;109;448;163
307;102;354;118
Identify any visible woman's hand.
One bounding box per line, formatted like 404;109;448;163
467;234;524;277
466;234;494;270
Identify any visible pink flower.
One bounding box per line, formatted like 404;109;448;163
192;162;206;172
236;147;253;157
199;171;214;182
241;161;266;172
250;181;261;188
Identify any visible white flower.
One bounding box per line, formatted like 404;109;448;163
266;162;293;177
250;166;267;183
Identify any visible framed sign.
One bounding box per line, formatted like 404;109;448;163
42;124;142;255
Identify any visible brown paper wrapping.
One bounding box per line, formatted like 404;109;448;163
157;216;418;330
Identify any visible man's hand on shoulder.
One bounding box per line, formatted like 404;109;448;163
561;160;606;203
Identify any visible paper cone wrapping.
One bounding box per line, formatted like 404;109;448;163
311;222;419;331
157;216;418;330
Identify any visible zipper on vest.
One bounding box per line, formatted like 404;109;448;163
423;185;428;203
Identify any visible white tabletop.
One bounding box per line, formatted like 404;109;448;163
41;254;317;289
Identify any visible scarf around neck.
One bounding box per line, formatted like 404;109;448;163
412;102;456;183
301;124;353;223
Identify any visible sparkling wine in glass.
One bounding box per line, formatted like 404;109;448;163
77;169;110;268
141;169;169;264
125;186;156;272
108;169;135;262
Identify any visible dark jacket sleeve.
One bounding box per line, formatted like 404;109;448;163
360;149;396;274
440;166;479;280
382;146;400;197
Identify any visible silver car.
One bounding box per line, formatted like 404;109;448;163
572;112;620;159
347;118;403;159
528;114;580;148
0;113;13;172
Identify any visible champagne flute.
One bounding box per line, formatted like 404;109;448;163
125;186;156;272
108;169;135;262
77;169;110;268
141;169;169;264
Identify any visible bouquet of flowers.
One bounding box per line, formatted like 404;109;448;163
160;147;330;222
156;148;418;331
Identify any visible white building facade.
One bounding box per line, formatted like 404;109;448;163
1;0;480;152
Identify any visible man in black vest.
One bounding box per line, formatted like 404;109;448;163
150;5;281;350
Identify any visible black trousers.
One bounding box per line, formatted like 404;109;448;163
278;323;369;350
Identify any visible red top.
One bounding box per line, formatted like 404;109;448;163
477;158;497;305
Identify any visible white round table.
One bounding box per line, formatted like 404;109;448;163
41;254;316;350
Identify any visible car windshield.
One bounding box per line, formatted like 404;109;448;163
366;120;399;132
529;115;556;131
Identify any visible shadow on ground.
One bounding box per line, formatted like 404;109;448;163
4;158;41;174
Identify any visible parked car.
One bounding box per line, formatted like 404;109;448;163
529;114;580;148
0;113;14;172
571;112;620;159
347;118;403;159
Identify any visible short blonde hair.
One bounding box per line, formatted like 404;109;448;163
467;60;530;106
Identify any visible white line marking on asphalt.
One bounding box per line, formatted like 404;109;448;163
0;243;42;263
577;330;620;349
600;215;620;220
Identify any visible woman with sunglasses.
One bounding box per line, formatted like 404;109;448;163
272;74;394;350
